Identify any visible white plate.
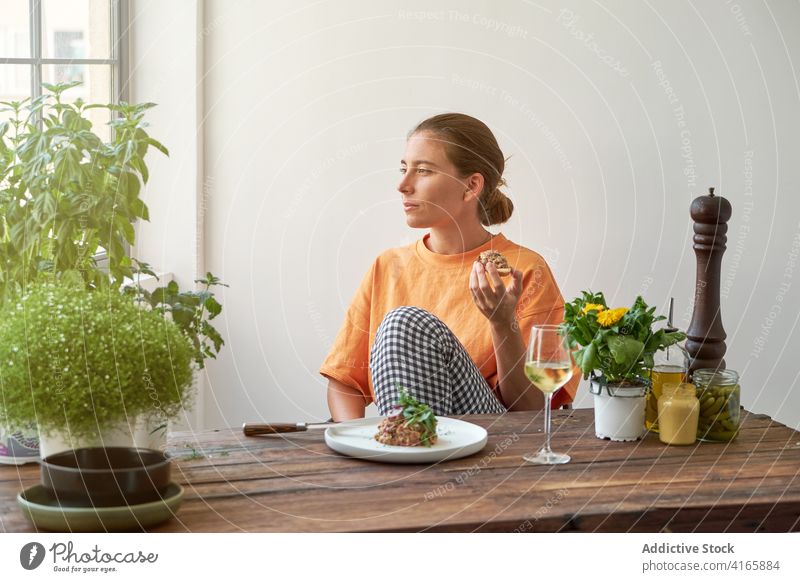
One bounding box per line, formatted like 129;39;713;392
324;417;488;464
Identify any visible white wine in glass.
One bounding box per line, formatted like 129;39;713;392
523;325;573;465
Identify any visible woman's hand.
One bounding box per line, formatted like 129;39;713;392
470;261;523;327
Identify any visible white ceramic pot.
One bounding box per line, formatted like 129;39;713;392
591;377;647;441
38;415;168;458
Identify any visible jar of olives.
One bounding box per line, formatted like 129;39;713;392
692;369;740;442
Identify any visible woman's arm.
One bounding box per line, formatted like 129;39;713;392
491;319;544;410
327;378;368;421
471;260;545;410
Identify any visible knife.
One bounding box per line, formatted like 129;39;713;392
242;421;337;437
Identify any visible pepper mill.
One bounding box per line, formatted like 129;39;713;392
687;187;732;374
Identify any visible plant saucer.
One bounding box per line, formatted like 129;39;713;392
17;482;184;532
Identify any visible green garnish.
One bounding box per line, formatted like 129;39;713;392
395;385;438;447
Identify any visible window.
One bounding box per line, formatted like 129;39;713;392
0;0;128;142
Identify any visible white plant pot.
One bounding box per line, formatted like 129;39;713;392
591;378;647;442
38;416;168;459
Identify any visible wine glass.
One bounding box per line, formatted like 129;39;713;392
522;324;573;465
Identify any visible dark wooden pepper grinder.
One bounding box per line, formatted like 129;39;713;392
687;187;732;374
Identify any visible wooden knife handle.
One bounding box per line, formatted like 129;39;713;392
242;423;302;436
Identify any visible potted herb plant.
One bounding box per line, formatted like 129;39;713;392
0;282;196;457
0;82;168;298
561;291;686;441
121;266;227;449
0;83;227;460
0;82;168;461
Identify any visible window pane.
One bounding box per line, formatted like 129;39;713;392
42;63;111;141
0;0;30;58
0;65;31;123
42;0;111;60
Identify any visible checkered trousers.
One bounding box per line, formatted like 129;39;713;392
369;306;507;415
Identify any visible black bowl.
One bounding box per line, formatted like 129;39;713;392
40;447;171;507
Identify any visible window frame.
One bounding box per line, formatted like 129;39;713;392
0;0;129;103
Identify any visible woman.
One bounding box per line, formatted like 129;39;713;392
320;113;578;421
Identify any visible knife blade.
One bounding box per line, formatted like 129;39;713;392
242;421;336;437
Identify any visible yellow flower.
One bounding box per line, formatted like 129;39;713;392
581;303;605;315
597;307;628;327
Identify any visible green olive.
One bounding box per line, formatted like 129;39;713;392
703;430;737;441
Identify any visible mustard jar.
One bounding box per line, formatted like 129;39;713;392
646;298;689;433
657;383;699;445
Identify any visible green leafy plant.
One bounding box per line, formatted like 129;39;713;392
391;385;438;447
561;291;685;383
0;83;227;443
0;282;195;441
125;262;227;368
0;81;167;301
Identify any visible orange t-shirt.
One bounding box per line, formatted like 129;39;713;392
319;232;579;409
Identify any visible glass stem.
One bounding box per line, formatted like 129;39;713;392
543;393;553;454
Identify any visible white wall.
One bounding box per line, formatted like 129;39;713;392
129;0;205;429
133;0;800;431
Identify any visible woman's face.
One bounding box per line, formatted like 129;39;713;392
398;131;483;230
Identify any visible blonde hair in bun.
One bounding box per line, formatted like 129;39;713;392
479;177;514;227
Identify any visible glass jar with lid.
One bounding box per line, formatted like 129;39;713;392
693;369;740;442
646;298;689;433
657;383;699;445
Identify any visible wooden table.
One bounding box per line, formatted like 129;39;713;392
2;409;799;532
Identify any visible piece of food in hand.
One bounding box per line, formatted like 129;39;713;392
478;250;511;277
374;387;438;447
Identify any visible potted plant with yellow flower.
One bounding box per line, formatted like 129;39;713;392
561;291;686;441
